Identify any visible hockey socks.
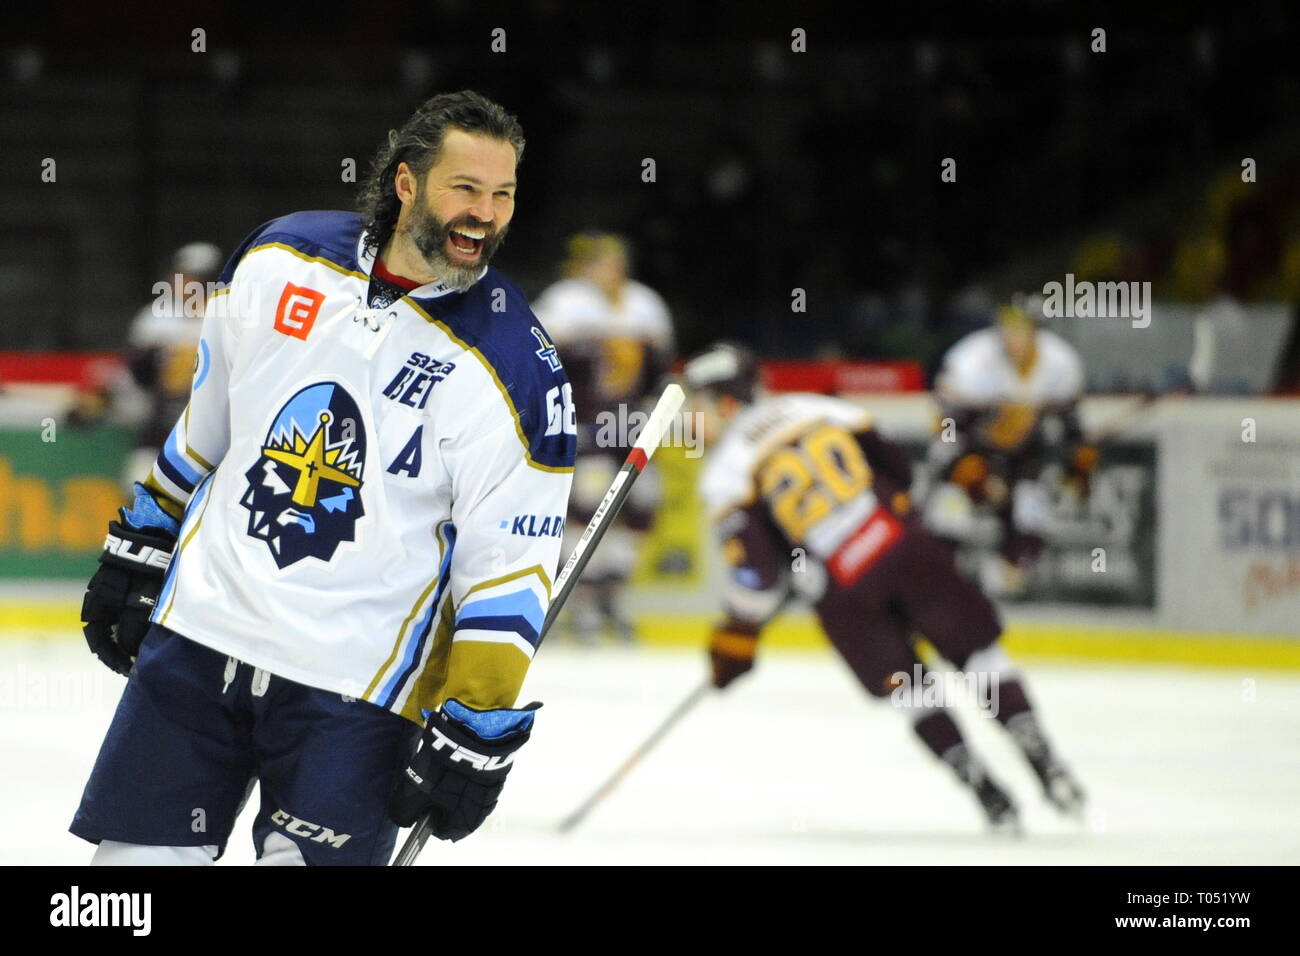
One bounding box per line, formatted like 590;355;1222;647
963;644;1087;818
1003;710;1087;817
912;710;1020;833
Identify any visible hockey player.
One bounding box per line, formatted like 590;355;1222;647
928;299;1096;596
684;342;1085;832
63;242;221;480
533;233;674;642
120;242;224;491
73;91;575;865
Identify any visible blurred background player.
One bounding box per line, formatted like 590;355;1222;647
684;342;1086;832
925;297;1097;598
534;232;674;643
119;242;223;492
64;242;224;496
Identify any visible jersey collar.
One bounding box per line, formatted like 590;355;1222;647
356;229;488;299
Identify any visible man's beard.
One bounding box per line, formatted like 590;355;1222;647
406;202;509;293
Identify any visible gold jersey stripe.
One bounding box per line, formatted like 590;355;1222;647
459;563;554;605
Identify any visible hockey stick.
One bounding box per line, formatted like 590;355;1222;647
557;678;712;834
392;383;686;866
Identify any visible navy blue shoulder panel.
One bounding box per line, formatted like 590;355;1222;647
219;210;363;283
414;268;576;471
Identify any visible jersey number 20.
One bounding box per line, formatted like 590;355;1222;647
758;424;871;542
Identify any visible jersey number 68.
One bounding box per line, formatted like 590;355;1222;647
544;383;577;437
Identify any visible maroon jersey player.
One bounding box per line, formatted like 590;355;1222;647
684;342;1086;831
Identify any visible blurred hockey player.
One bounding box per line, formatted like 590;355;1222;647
927;298;1096;597
72;91;575;865
119;242;224;491
533;233;674;642
63;243;220;464
684;342;1085;832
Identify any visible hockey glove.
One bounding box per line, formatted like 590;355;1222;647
709;623;759;690
82;484;179;676
389;698;539;841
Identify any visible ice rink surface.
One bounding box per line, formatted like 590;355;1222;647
3;635;1298;865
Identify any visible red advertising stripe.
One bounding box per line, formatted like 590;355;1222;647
760;360;924;394
0;352;123;386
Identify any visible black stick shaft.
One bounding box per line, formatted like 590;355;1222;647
557;679;711;834
393;386;683;866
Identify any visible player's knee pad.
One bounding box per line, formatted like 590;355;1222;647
962;643;1018;681
92;840;217;866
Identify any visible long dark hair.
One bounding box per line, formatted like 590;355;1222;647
357;90;525;256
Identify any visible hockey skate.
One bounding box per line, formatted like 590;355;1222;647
1004;712;1087;817
943;743;1021;835
1031;757;1087;818
974;777;1022;835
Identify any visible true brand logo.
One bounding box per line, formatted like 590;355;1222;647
104;533;172;571
425;722;515;772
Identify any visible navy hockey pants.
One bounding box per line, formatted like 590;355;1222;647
71;624;421;865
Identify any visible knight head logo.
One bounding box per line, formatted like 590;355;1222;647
241;383;366;568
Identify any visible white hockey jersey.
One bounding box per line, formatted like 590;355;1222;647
936;327;1084;410
533;277;672;351
532;277;672;408
142;211;575;722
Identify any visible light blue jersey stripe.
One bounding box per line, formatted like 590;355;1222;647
153;472;213;621
379;527;456;705
455;589;545;634
164;424;203;488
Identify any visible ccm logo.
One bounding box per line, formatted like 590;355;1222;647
426;723;515;772
274;283;325;340
269;809;352;847
104;533;172;571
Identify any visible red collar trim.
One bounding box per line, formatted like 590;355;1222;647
372;258;422;292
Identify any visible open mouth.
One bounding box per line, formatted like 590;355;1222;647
447;227;486;261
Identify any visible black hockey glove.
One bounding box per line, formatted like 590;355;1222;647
82;485;179;676
389;698;539;841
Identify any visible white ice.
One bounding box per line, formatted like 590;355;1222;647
3;636;1298;865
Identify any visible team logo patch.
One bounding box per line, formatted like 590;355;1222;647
274;283;325;340
240;382;366;568
531;327;562;371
